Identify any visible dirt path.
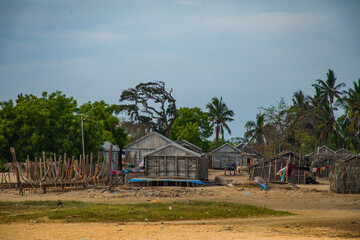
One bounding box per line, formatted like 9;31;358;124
1;210;359;240
1;170;359;239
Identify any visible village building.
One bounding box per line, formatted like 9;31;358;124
99;141;120;170
123;132;173;166
211;143;242;169
330;154;360;193
249;151;311;184
306;146;356;177
235;143;263;166
143;143;207;180
175;139;202;153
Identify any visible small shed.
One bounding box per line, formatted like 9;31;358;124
235;143;263;166
143;143;207;180
330;155;360;194
175;139;202;153
211;143;241;169
124;132;173;166
306;146;353;177
249;151;311;184
99;141;120;170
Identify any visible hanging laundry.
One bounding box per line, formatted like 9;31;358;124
281;169;287;182
287;164;296;177
277;166;287;176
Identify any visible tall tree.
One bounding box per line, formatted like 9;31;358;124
312;69;346;147
244;112;267;154
287;90;316;153
79;101;127;149
0;91;127;162
260;98;289;154
342;79;360;150
206;97;234;148
118;81;177;137
169;107;213;151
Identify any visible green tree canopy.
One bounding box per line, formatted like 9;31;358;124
169;107;213;151
0;91;127;162
79;101;127;149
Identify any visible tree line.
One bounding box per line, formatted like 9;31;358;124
244;69;360;157
0;84;234;166
0;91;126;167
1;69;358;167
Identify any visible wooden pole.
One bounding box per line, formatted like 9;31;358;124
268;160;272;182
10;148;22;195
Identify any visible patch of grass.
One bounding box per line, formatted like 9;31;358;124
0;200;292;223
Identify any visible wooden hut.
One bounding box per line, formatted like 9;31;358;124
143;143;207;180
306;146;354;177
330;154;360;193
306;145;337;163
175;139;202;153
249;151;311;184
211;143;241;169
124;132;173;166
99;141;120;170
235;143;263;166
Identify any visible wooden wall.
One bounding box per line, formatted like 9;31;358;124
145;156;207;180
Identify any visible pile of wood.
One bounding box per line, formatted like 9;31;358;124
10;146;114;195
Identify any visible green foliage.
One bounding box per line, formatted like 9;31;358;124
208;138;228;151
243;69;359;156
206;97;234;148
169;107;213;151
0;200;291;223
0;92;127;162
0;91;79;161
79;101;127;149
0;159;7;172
118;81;177;137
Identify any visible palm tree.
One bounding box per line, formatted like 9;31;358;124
292;90;311;109
244;112;267;153
342;79;360;150
312;69;346;126
206;97;234;147
312;69;346;147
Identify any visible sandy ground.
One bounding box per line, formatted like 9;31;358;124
1;170;360;239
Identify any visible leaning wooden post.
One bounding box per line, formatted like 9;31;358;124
105;145;113;185
10;147;22;195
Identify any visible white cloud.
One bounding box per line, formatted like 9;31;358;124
174;0;199;6
198;11;332;39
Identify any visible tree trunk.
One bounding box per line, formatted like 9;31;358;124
214;124;220;148
331;103;340;148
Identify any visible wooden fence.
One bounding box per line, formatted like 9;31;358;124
9;146;114;194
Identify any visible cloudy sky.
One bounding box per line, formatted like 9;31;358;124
1;0;359;139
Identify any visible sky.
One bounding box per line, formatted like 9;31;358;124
1;0;360;139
